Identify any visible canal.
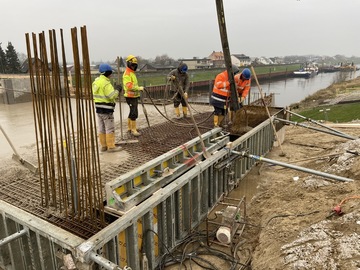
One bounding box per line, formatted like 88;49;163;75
261;69;360;107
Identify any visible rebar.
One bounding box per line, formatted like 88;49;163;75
25;26;104;227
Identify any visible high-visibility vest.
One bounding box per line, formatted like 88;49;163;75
123;67;140;98
235;73;251;98
210;70;231;109
92;74;118;112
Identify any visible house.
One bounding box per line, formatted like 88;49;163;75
253;57;274;65
179;57;212;70
208;51;224;68
21;58;52;73
231;54;251;67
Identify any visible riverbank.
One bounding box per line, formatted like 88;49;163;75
290;75;360;110
240;75;360;269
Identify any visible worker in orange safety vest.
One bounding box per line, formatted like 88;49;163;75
210;65;240;127
228;68;252;123
123;54;144;136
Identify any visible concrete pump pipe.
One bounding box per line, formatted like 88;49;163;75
275;117;357;140
232;150;354;183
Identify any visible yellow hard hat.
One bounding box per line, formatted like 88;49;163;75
126;55;138;64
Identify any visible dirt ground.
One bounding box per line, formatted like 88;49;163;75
240;76;360;270
242;123;360;270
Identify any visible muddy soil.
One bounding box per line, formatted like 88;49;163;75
241;76;360;270
242;124;360;270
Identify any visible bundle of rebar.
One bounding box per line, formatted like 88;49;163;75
25;26;104;226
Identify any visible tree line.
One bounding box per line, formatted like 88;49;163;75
0;42;21;74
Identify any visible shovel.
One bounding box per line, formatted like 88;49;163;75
0;124;38;174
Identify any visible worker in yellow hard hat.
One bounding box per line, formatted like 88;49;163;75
167;63;190;119
123;55;144;136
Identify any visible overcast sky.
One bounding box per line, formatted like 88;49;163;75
1;0;360;62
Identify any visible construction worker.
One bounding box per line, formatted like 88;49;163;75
92;63;122;152
228;68;252;123
123;55;144;136
167;63;190;119
210;65;240;127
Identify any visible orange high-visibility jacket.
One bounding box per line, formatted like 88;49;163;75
235;73;251;98
210;70;231;109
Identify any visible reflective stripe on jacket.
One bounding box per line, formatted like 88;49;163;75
235;73;251;98
210;70;231;109
92;74;118;113
123;67;140;98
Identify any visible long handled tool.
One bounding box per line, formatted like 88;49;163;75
0;124;38;174
116;56;138;144
175;81;210;159
141;81;151;129
250;66;286;157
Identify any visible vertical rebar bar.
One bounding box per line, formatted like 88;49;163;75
25;26;105;225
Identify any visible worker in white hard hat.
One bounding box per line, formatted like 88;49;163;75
123;55;144;136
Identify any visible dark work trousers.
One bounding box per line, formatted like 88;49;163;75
173;92;187;108
213;106;227;116
126;97;139;120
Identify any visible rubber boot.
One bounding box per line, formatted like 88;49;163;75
183;107;188;118
218;115;224;127
127;118;131;133
214;115;219;127
228;111;233;125
131;120;140;136
175;107;181;119
106;133;122;152
99;133;107;152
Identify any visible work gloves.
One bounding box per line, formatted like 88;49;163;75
114;84;123;92
239;96;245;103
183;92;188;99
138;86;145;91
169;75;176;81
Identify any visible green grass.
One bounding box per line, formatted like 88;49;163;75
292;102;360;123
105;64;301;87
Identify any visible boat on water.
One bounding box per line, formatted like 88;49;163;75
293;64;319;78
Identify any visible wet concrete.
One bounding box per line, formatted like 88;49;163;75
0;100;181;159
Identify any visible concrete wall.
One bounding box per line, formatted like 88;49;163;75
0;75;32;104
0;75;65;104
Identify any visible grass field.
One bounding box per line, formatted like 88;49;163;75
292;102;360;123
107;64;301;86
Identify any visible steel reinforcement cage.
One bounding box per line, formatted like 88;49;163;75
0;114;279;270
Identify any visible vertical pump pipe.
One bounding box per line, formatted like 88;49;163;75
215;0;239;112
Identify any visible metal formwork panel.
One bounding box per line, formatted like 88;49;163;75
105;128;229;213
0;200;84;270
77;116;278;268
0;112;281;270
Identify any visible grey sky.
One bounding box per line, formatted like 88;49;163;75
1;0;360;62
